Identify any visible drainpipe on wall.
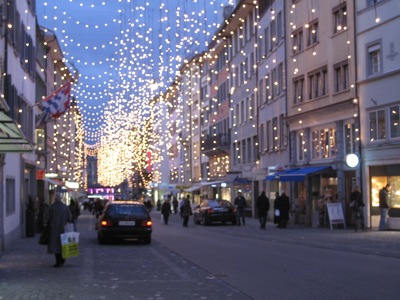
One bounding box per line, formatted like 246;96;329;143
352;1;364;228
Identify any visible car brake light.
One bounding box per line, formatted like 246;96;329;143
207;208;214;213
141;220;152;227
100;220;111;227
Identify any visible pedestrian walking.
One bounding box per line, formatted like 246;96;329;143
379;184;390;231
179;197;185;219
94;198;103;219
156;199;161;211
256;191;270;229
273;192;280;226
46;193;72;268
275;190;290;229
349;186;365;232
234;191;247;226
182;195;192;227
161;197;172;224
69;199;80;232
172;196;179;214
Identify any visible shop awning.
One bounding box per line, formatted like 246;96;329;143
184;185;201;192
42;178;64;186
279;166;331;182
265;168;299;181
233;177;251;184
0;110;33;153
200;181;224;186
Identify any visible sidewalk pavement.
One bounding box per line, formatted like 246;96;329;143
154;209;400;259
1;212;400;274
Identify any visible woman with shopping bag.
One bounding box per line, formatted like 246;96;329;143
46;193;72;268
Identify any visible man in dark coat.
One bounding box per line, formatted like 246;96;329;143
46;193;72;267
172;196;179;214
379;184;390;231
161;197;172;225
234;192;247;226
182;195;192;227
257;191;270;229
350;185;365;231
275;190;290;229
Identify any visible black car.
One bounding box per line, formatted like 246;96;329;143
97;200;152;244
193;199;237;225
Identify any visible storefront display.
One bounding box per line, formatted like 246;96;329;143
371;176;400;208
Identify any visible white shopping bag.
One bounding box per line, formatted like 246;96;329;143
61;231;80;259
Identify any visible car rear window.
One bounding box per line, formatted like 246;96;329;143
206;201;219;207
107;205;148;217
218;201;233;208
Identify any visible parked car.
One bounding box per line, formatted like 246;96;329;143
97;200;152;244
193;199;237;225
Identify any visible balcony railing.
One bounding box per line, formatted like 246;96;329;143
202;133;230;156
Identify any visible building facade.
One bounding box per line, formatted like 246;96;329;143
1;0;37;250
151;0;400;228
356;0;400;227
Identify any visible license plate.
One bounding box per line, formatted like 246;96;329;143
119;221;135;226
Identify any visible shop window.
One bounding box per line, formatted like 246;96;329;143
371;176;400;208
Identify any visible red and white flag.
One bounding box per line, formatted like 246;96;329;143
40;81;71;119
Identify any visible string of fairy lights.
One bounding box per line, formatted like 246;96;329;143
38;0;233;187
38;0;366;188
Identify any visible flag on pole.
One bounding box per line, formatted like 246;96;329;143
40;81;71;119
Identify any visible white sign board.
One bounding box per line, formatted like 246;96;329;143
326;203;346;230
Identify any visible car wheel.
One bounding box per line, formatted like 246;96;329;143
143;237;151;244
202;216;209;226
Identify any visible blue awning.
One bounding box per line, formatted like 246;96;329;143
233;177;251;184
265;168;299;181
279;166;331;182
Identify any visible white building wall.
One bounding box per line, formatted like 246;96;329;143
3;0;36;246
356;0;400;227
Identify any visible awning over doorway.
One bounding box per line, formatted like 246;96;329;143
200;181;224;186
279;166;331;182
265;168;299;181
184;185;201;192
233;177;251;184
42;178;64;186
0;110;33;153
